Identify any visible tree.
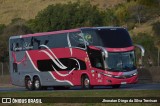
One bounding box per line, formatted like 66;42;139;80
132;33;157;66
152;21;160;37
27;2;105;32
0;20;33;63
104;9;118;26
115;5;129;25
137;0;159;7
152;21;160;66
0;24;6;34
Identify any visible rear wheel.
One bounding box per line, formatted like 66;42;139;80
82;75;91;89
25;77;34;91
33;77;42;90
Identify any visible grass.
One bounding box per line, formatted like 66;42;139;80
0;0;125;25
0;90;160;97
0;75;10;85
0;90;159;106
0;103;158;106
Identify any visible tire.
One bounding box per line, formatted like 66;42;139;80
82;75;91;89
33;77;42;90
25;77;34;91
112;84;121;89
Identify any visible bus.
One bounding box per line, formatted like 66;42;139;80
9;27;145;90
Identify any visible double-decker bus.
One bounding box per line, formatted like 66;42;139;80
9;27;144;90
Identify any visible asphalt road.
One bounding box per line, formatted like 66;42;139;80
0;84;160;92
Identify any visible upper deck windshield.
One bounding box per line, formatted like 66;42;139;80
106;51;136;72
81;28;133;48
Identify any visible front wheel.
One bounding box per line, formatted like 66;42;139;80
82;75;91;89
25;77;34;91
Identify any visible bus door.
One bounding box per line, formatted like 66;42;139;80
87;46;105;85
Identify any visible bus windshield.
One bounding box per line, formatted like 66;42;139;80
82;28;133;48
106;51;136;72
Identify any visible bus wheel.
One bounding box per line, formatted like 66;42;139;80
112;84;121;89
33;77;42;90
25;77;34;91
82;75;91;89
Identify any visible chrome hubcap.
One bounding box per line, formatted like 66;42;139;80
27;80;32;89
35;80;40;89
84;78;89;88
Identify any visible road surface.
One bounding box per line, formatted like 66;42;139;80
0;84;160;92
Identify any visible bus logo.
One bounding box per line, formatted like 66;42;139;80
2;98;11;103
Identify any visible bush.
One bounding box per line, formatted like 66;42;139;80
0;24;6;34
132;33;158;65
0;21;33;62
152;21;160;38
27;2;105;32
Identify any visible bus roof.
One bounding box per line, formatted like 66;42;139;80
9;26;126;39
10;28;80;39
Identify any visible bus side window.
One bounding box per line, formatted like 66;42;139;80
12;38;23;51
30;37;41;50
47;33;68;48
69;32;85;48
44;40;49;45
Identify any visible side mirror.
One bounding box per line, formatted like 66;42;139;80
134;44;145;57
95;46;108;58
95;46;108;69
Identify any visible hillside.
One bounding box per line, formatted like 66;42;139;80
0;0;125;25
131;16;160;36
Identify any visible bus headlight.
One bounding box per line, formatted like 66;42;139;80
100;73;113;77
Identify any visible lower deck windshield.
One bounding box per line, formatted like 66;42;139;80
106;51;136;72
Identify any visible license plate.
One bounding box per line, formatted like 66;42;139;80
121;82;127;84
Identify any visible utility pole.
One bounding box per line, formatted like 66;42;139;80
1;62;3;76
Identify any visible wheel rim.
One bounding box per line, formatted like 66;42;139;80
35;80;40;89
84;78;90;88
27;80;32;89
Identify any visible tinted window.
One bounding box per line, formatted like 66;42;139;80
87;48;104;70
37;58;86;71
30;33;68;49
82;28;132;48
96;28;132;48
82;30;102;46
10;38;23;51
69;32;86;48
10;33;69;51
47;33;68;48
23;37;34;50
